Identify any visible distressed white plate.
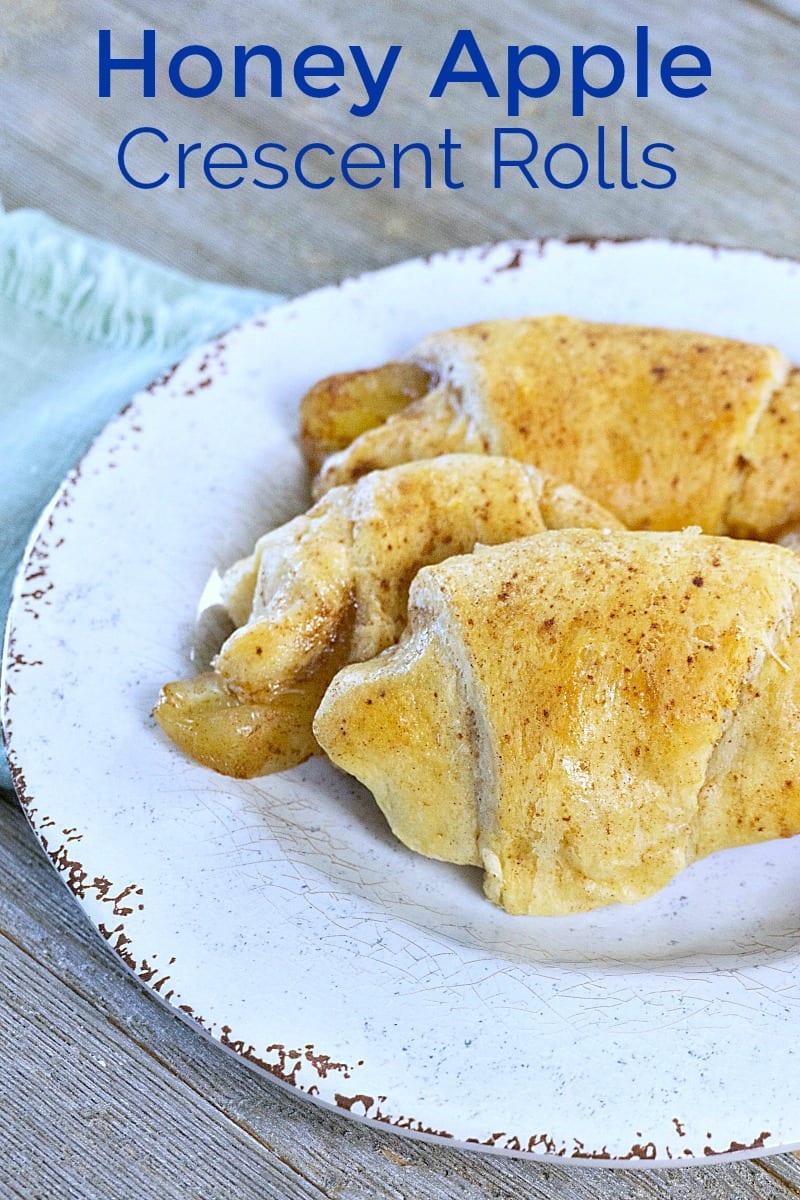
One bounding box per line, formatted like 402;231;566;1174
5;239;800;1168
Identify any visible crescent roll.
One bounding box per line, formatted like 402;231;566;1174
304;316;800;540
154;455;620;777
313;529;800;915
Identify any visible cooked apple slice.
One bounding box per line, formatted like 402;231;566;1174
156;454;621;777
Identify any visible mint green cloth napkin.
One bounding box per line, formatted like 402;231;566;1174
0;208;282;790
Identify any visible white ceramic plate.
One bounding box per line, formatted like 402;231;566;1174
5;239;800;1168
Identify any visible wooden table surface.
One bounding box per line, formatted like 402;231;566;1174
3;1;800;1196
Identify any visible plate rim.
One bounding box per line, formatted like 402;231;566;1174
4;234;800;1169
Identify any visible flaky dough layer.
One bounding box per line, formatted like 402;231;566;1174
315;529;800;914
155;455;619;777
310;316;800;539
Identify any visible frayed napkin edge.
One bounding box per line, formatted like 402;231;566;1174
0;208;281;354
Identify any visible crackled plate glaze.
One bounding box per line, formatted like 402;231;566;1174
5;239;800;1168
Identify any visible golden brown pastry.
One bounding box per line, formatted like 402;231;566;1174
155;454;621;777
314;529;800;915
305;315;800;539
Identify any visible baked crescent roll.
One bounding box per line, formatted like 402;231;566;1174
155;455;620;777
304;316;800;539
313;529;800;915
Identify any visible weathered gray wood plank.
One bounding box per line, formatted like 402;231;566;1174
0;792;799;1198
1;0;798;294
3;0;800;1195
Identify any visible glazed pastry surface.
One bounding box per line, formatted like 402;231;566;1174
309;316;799;538
155;455;620;777
314;529;800;914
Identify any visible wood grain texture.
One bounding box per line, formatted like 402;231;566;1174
2;0;800;1196
1;792;799;1200
1;0;799;293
